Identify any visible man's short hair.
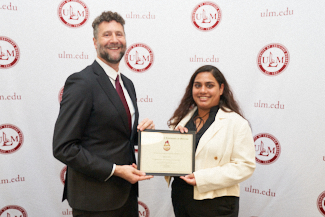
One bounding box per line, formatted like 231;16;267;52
92;11;125;39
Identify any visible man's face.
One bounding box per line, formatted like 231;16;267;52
94;20;126;65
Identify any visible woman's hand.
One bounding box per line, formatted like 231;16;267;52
180;173;196;186
174;125;188;133
137;118;155;131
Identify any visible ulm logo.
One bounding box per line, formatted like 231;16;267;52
254;133;281;165
0;124;24;154
0;36;20;69
0;205;28;217
317;191;325;216
125;43;154;73
58;87;64;103
192;2;222;31
58;0;89;28
60;166;67;184
257;43;289;76
138;201;150;217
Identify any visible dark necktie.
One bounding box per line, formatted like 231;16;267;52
115;75;132;131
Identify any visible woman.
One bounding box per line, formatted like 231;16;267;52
166;65;256;217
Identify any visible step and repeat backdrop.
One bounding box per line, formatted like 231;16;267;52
1;0;325;216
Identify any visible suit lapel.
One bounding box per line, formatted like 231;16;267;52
175;107;197;129
195;109;227;156
92;61;130;134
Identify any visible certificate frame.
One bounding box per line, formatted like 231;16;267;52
138;129;195;176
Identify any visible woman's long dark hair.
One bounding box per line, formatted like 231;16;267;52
168;65;244;127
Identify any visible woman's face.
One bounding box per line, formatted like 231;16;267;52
192;72;224;112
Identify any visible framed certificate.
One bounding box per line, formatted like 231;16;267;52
138;129;195;176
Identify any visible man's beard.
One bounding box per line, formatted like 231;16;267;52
98;43;126;64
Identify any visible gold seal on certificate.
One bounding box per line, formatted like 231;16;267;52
138;129;195;176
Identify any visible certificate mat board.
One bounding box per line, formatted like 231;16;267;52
138;130;195;176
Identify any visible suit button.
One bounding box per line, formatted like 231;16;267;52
214;156;218;160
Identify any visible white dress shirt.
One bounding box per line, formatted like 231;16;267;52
96;57;135;180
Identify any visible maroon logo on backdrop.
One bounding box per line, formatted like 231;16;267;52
125;43;154;73
0;36;20;69
0;205;28;217
317;191;325;216
192;2;222;31
254;133;281;165
138;201;150;217
58;0;89;28
0;124;24;154
60;166;67;184
257;43;289;76
58;87;64;103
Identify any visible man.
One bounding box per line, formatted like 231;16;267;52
53;11;154;217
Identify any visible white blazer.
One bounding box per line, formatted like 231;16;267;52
166;107;256;200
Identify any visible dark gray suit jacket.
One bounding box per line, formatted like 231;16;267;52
53;60;139;211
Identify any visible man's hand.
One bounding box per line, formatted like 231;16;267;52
180;173;196;186
114;164;153;184
137;118;155;131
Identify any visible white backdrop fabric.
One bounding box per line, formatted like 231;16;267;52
1;0;325;216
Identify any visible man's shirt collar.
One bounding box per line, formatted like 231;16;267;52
96;57;119;80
